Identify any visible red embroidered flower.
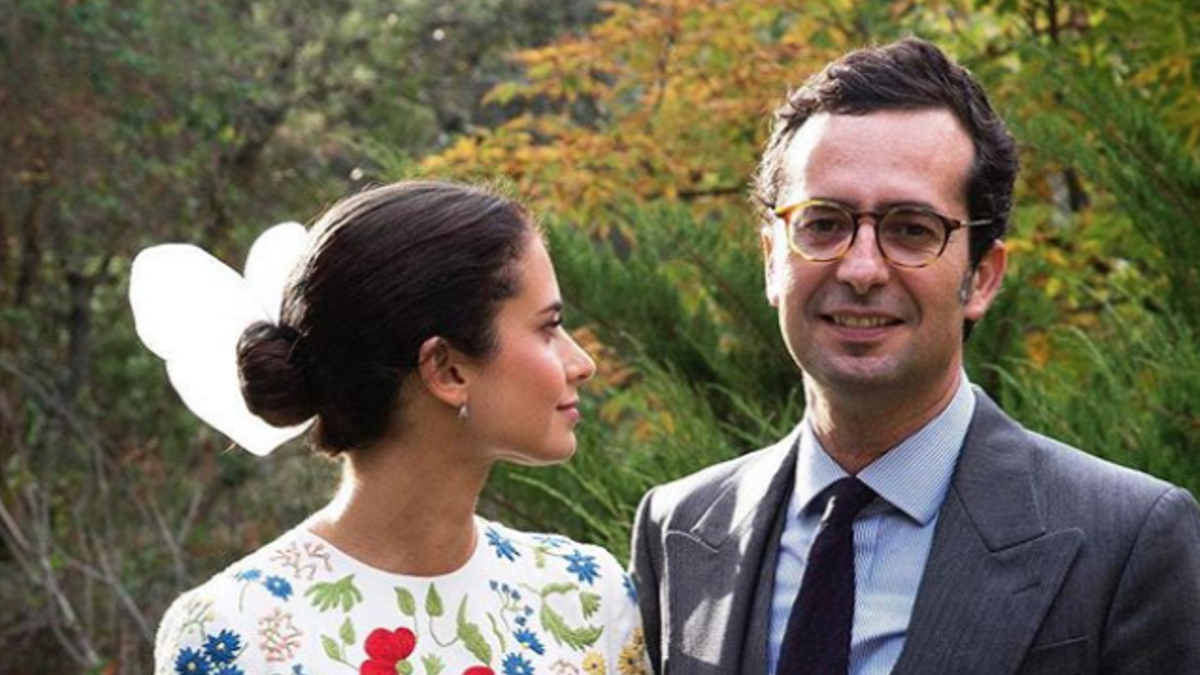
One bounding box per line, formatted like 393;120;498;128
462;668;494;675
360;627;417;675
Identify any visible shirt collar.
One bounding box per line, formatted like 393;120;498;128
792;372;976;525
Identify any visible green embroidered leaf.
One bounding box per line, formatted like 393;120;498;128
396;587;417;617
421;654;445;675
534;547;547;568
398;660;414;675
457;596;493;664
321;635;343;661
541;604;603;651
580;592;601;619
339;617;356;645
306;575;362;613
540;582;577;597
487;612;507;652
426;584;444;617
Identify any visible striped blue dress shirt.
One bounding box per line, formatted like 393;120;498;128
767;374;975;675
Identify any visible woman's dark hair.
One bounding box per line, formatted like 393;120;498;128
752;37;1019;269
236;180;535;454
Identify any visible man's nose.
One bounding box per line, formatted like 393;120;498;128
835;221;890;295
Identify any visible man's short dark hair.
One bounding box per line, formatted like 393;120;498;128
752;37;1018;269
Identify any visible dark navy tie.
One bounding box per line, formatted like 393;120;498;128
777;477;878;675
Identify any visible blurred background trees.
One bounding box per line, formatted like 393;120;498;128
1;0;1196;672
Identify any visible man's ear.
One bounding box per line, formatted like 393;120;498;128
964;241;1008;321
762;226;782;307
416;336;471;408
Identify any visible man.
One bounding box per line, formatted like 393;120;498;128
631;38;1200;675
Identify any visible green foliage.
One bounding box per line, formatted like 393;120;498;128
6;1;1200;673
550;203;797;410
998;308;1200;496
1015;49;1200;329
485;202;804;557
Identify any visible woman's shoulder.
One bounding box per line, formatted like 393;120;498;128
152;526;329;674
479;519;635;601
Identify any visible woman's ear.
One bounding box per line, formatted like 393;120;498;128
416;336;471;408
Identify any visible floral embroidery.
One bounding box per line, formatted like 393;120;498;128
235;569;293;610
259;608;303;662
501;652;534;675
272;541;334;581
264;576;294;600
617;628;648;675
203;630;242;664
360;627;417;675
562;550;600;586
513;627;545;655
622;575;637;603
157;522;643;675
581;651;605;675
173;629;246;675
486;528;520;561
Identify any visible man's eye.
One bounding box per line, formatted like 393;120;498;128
885;219;941;243
806;218;844;233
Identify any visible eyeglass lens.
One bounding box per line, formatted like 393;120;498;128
790;203;948;266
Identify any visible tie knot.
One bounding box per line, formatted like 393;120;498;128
820;477;877;527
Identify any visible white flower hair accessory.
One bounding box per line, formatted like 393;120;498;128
129;223;313;455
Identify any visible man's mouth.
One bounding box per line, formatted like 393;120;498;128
828;314;900;328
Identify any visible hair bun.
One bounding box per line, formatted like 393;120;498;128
237;321;316;427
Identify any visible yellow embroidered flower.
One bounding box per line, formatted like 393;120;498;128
582;650;606;675
618;628;649;675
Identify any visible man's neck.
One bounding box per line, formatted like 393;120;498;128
805;371;964;474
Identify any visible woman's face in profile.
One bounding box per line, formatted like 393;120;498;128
463;235;596;466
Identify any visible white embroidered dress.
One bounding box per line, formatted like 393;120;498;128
155;518;647;675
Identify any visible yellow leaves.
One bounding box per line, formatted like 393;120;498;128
1024;330;1053;368
421;0;851;225
572;326;636;389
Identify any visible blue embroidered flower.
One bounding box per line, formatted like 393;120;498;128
486;528;520;561
234;569;262;582
515;615;527;627
263;575;293;600
513;627;545;655
291;665;308;675
502;652;535;675
213;666;245;675
174;647;210;675
203;630;242;664
564;549;600;585
623;573;638;602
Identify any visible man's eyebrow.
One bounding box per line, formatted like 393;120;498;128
809;197;942;211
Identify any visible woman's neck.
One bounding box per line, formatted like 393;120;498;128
307;431;492;576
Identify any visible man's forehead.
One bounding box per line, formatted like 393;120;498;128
777;109;974;206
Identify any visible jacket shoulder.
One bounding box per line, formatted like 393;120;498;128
640;431;798;529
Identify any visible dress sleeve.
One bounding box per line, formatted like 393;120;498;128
154;579;270;675
594;546;651;675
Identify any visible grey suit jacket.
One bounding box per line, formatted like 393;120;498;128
631;390;1200;674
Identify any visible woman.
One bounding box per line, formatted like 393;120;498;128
139;181;646;675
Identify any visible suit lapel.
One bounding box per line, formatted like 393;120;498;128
664;429;800;674
893;393;1083;675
